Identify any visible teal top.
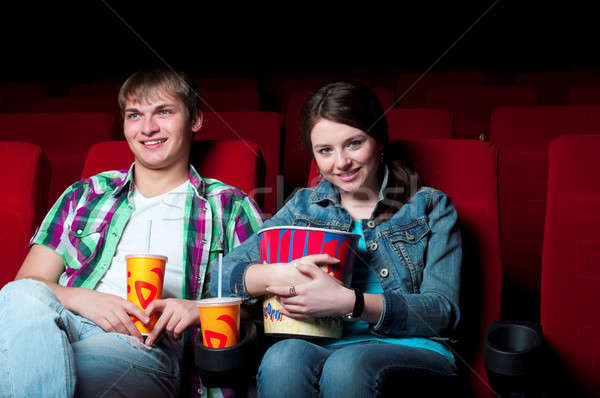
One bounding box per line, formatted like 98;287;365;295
328;220;455;364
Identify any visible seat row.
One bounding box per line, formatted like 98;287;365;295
2;104;600;324
2;135;598;397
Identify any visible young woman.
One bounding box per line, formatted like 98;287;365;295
220;81;462;397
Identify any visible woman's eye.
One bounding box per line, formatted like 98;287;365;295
348;140;363;148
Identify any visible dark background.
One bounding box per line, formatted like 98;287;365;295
1;1;598;81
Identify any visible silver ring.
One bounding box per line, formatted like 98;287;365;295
289;285;297;297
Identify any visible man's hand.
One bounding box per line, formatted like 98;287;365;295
63;287;149;341
144;298;200;346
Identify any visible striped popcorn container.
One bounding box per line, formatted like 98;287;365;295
258;226;360;339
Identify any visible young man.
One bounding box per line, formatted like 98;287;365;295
0;67;263;397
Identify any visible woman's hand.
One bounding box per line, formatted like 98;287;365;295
144;298;200;346
64;287;149;341
245;254;339;296
266;262;355;319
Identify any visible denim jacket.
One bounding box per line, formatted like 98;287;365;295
219;171;462;338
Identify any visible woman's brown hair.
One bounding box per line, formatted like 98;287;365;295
300;80;420;221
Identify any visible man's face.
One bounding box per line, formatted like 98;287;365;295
123;90;201;174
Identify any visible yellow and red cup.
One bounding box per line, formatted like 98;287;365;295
126;254;167;335
258;226;359;339
197;297;242;348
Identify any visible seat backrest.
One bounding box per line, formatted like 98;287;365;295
0;112;116;210
541;134;600;396
283;87;396;201
0;142;50;288
199;89;259;112
386;109;454;139
489;105;600;321
193;111;281;216
0;80;49;112
425;85;538;139
81;140;264;205
307;139;502;398
396;71;487;108
569;84;600;105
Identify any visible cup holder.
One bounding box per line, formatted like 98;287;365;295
195;320;259;387
484;321;544;396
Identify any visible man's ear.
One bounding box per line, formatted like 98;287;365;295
191;112;203;133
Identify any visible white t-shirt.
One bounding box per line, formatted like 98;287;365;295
95;181;189;298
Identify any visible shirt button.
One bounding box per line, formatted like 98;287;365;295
380;268;389;278
103;264;108;269
128;205;133;210
76;229;83;234
369;242;378;251
367;220;376;229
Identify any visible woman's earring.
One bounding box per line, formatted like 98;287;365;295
379;151;385;163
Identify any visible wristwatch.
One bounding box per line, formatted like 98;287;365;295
344;288;365;319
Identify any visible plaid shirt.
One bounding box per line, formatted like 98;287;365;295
31;163;263;398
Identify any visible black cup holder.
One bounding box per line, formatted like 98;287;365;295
484;321;544;396
195;320;260;388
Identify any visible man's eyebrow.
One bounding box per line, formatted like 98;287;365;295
124;107;140;113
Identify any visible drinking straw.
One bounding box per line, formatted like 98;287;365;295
218;252;223;298
146;220;152;253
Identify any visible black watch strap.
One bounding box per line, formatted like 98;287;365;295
351;288;365;318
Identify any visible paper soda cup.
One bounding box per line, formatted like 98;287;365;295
197;297;242;348
258;226;360;339
126;254;167;335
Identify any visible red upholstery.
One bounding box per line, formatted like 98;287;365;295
199;89;259;112
396;72;487;108
0;80;49;112
193;112;281;216
425;86;538;140
515;72;575;105
194;77;258;92
308;139;502;398
541;135;600;396
569;84;600;105
69;78;123;97
0;142;50;288
81;140;264;203
0;112;116;210
489;105;600;321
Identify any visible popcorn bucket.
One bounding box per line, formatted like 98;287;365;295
258;226;359;339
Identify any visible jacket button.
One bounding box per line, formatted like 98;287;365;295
367;220;376;228
380;268;389;278
369;242;378;251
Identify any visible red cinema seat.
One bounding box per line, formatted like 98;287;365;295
192;111;281;216
308;139;502;398
489;105;600;321
0;112;116;210
0;80;49;112
199;89;259;112
515;72;576;105
81;140;264;204
396;71;487;108
569;84;600;105
69;78;123;97
195;78;260;111
425;86;538;140
0;142;50;288
283;87;403;199
541;135;600;397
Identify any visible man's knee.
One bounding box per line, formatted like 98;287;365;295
0;279;59;312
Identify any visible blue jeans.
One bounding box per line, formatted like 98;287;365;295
0;279;181;398
257;339;458;398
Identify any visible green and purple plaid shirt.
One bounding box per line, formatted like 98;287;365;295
31;163;263;398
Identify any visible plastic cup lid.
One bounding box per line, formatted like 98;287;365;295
197;297;242;307
125;254;168;261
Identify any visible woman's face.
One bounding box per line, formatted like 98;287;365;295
311;118;382;197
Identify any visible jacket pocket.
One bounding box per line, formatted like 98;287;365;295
386;218;430;269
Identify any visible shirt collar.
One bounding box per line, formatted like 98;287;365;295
111;163;207;200
309;165;390;204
